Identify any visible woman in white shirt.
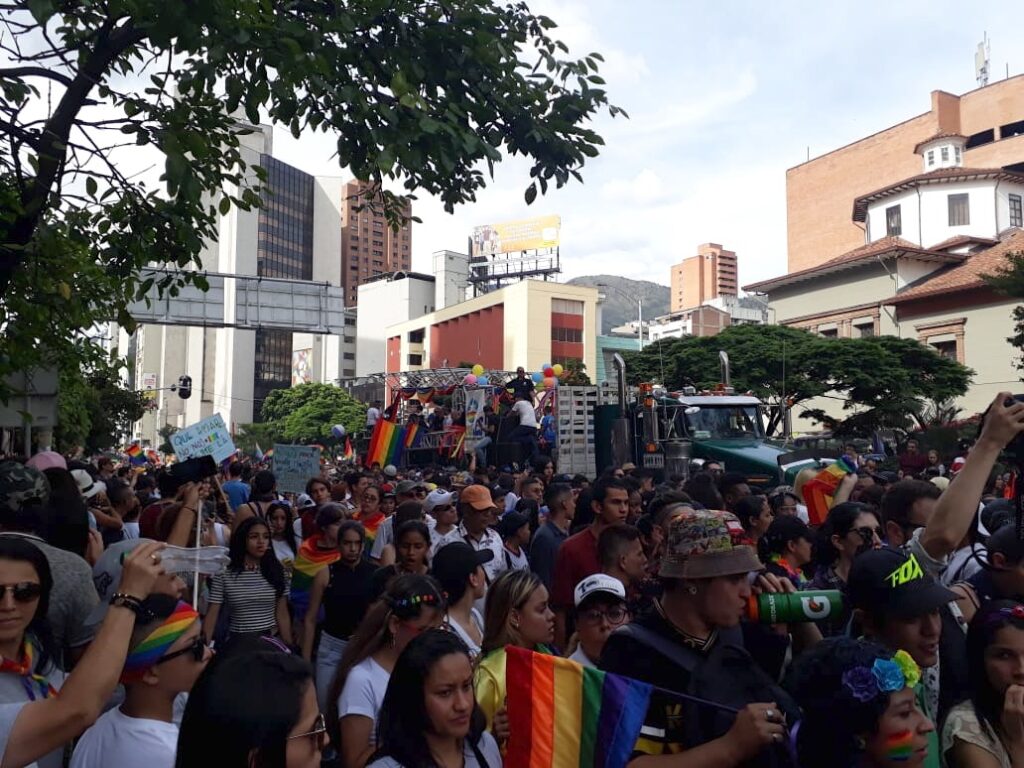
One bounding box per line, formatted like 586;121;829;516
267;502;301;587
431;542;490;660
367;630;501;768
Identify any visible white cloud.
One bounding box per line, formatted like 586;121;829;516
600;168;669;205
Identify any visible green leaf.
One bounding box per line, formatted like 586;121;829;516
376;149;396;174
219;196;231;215
524;182;537;204
86;177;97;197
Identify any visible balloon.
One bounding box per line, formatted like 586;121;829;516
532;372;543;383
540;362;551;371
543;367;554;378
464;373;477;385
552;363;563;376
331;424;346;439
477;375;489;386
472;364;484;376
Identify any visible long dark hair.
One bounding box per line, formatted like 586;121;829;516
0;538;56;672
228;517;286;597
327;574;445;744
42;467;90;558
371;630;486;768
968;600;1024;735
813;502;874;569
787;637;895;768
266;501;298;556
176;650;314;768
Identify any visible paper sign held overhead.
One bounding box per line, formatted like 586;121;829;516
170;413;236;464
273;444;321;493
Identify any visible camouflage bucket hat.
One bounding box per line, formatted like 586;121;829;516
0;461;51;515
660;508;762;579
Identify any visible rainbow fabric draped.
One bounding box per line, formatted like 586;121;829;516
290;535;341;616
0;638;59;701
355;510;386;553
802;456;857;526
505;646;651;768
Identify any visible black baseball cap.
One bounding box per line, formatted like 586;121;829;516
431;542;494;590
848;547;957;619
496;511;530;540
762;515;811;551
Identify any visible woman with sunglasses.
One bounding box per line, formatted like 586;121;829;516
368;630;501;768
328;574;445;768
0;538;168;768
71;595;211;768
205;517;293;646
354;485;386;556
176;648;328;768
807;501;884;636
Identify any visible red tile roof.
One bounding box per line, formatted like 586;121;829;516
912;132;967;154
889;229;1024;304
743;237;964;293
852;167;1024;221
928;234;999;252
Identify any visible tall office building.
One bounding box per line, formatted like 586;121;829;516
340;180;412;306
669;243;738;312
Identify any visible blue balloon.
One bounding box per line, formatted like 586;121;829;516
331;424;346;439
477;375;489;386
532;372;543;383
540;362;551;371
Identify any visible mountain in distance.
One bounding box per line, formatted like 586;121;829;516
567;275;671;334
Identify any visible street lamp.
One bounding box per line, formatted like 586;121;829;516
596;282;644;350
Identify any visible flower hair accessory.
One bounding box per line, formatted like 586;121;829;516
841;650;921;702
982;604;1024;626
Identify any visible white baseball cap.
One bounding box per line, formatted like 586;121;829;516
573;573;626;608
424;489;456;513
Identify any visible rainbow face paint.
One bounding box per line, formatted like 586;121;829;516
884;730;915;762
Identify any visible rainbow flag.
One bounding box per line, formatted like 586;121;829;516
126;444;142;458
343;437;354;461
403;423;420;449
802;456;857;526
366;420;404;468
355;510;385;553
505;646;651;768
289;535;340;618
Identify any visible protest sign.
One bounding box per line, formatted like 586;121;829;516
464;388;487;449
273;444;321;493
170;413;236;464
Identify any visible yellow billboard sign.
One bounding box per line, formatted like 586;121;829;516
471;215;560;257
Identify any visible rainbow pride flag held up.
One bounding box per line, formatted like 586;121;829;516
365;419;405;468
802;455;858;526
289;536;340;619
505;646;652;768
343;437;354;461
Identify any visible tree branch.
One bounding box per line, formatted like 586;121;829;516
0;65;73;87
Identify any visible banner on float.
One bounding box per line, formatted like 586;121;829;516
464;388;487;450
273;444;321;493
170;413;236;464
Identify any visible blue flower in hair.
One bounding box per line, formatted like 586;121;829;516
872;658;905;693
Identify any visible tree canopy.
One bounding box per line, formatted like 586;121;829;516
621;325;973;435
54;353;147;454
238;383;366;447
984;249;1024;377
0;0;622;401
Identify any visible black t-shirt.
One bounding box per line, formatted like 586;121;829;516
322;560;378;640
507;377;535;401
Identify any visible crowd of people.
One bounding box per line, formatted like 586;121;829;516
0;391;1021;767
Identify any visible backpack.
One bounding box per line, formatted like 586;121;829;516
615;623;798;768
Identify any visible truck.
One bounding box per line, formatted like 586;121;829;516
611;352;826;488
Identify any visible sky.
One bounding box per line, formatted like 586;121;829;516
266;1;1024;289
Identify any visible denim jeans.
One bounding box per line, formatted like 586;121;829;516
315;631;348;713
474;435;492;466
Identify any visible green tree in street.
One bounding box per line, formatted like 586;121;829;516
240;383;366;446
622;325;972;435
54;355;147;453
984;250;1024;377
560;359;591;386
0;0;622;402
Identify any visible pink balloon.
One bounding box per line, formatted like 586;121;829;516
464;373;477;385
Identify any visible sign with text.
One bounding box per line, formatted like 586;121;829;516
141;373;158;400
170;413;236;463
471;215;560;257
273;444;321;493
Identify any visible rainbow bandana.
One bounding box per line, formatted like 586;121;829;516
121;601;199;683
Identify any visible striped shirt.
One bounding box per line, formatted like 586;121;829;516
208;569;286;635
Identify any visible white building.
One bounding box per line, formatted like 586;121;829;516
124;125;357;445
355;271;436;376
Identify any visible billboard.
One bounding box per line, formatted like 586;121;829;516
291;349;312;386
471;215;560;257
141;373;158;400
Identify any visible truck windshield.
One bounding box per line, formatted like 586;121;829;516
683;405;764;440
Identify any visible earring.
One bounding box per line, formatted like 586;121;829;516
854;736;866;750
686;584;698;595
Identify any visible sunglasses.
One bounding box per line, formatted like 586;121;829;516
853;526;883;542
155;635;208;665
431;504;453;513
0;582;42;603
578;606;629;626
288;712;328;752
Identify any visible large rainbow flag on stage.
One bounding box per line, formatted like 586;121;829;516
505;646;651;768
365;419;405;467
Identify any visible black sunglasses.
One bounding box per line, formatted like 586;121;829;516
853;526;883;542
0;582;42;603
155;635;208;665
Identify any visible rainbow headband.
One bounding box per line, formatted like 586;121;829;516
121;601;199;683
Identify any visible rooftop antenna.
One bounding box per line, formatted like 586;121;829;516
975;33;990;87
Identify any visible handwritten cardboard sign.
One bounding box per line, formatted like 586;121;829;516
170;413;236;464
273;444;321;493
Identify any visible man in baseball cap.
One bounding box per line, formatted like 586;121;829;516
424;489;459;555
570;574;627;668
456;485;504;586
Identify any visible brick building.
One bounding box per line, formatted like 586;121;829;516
669;243;738;312
340;180;412;306
787;76;1024;273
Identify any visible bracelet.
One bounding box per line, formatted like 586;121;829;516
109;592;149;621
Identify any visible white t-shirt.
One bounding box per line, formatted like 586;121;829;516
430;526;462;557
445;608;484;659
337;657;390;746
70;706;178;768
569;645;596;669
366;407;381;427
512;400;538;429
501;545;530;572
368;732;501;768
122;522;140;540
0;702;35;768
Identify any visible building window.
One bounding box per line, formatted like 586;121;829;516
930;340;957;359
954;146;962;164
948;193;970;226
854;322;875;338
408;329;425;344
343;352;355;360
1011;193;1023;228
342;368;356;377
552;298;584;315
407;353;423;366
819;328;838;339
886;205;902;237
551;327;584;343
940;146;949;162
927;150;935;167
345;317;356;326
